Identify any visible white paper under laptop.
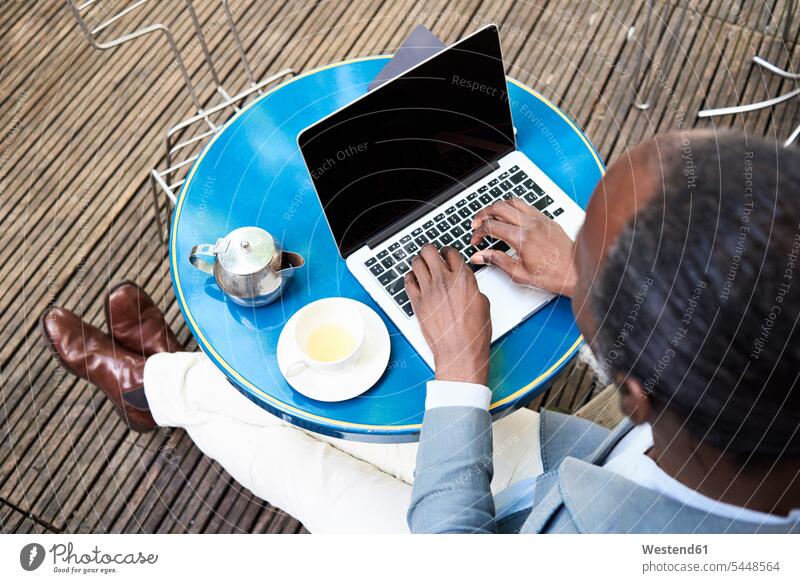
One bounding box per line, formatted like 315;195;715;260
298;25;585;368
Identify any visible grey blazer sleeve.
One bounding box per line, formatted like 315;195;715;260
407;406;496;533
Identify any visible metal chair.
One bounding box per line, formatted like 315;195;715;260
66;0;295;240
698;1;798;146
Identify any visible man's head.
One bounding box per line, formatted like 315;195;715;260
574;130;800;462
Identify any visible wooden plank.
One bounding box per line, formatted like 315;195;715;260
569;367;598;411
219;495;267;533
707;28;780;137
63;431;165;533
0;2;68;121
254;502;305;533
106;430;196;533
180;461;237;534
0;497;59;534
711;0;797;38
69;426;182;533
581;0;659;157
552;1;633;128
203;481;254;534
575;384;625;429
615;2;704;157
515;0;598;99
158;450;231;533
548;359;590;412
136;430;211;533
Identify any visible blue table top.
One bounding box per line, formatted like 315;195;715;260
170;56;605;442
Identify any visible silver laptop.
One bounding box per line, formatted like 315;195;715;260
298;25;585;368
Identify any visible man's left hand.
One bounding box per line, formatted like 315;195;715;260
404;245;491;386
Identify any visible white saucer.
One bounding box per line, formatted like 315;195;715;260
277;299;391;402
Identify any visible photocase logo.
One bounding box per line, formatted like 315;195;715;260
20;543;46;571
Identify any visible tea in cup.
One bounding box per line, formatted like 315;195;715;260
284;298;365;377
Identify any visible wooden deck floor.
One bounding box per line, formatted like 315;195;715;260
1;0;797;533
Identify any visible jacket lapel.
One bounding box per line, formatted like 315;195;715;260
518;470;565;532
583;418;634;464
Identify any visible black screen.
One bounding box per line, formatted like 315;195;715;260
299;25;515;257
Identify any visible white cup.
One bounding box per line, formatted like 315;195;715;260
283;298;365;378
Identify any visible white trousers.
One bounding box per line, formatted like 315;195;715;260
143;352;543;533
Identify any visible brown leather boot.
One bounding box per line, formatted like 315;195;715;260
41;307;157;433
104;281;182;357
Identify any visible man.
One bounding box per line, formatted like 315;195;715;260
407;130;800;532
43;130;800;532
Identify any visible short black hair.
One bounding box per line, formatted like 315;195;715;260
592;130;800;461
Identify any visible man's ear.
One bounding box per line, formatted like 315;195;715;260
618;377;652;425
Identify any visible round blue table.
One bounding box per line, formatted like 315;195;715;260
170;56;605;442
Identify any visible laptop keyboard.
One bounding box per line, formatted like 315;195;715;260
363;166;564;317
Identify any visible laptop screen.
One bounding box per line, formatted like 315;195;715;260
298;25;515;258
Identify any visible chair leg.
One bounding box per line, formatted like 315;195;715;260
783;0;796;49
632;0;691;110
149;174;167;244
698;87;800;118
695;0;797;139
222;0;256;88
752;56;800;80
785;123;800;147
630;0;655;110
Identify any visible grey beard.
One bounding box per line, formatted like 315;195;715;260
577;344;613;387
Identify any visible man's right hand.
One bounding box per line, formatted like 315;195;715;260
405;245;491;386
469;198;577;297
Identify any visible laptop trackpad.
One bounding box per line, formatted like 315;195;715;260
476;265;555;342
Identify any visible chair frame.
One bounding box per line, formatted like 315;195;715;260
695;0;798;146
66;0;295;240
626;1;798;145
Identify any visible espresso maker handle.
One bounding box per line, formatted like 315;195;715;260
189;244;216;275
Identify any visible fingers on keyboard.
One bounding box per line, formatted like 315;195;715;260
364;169;560;316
